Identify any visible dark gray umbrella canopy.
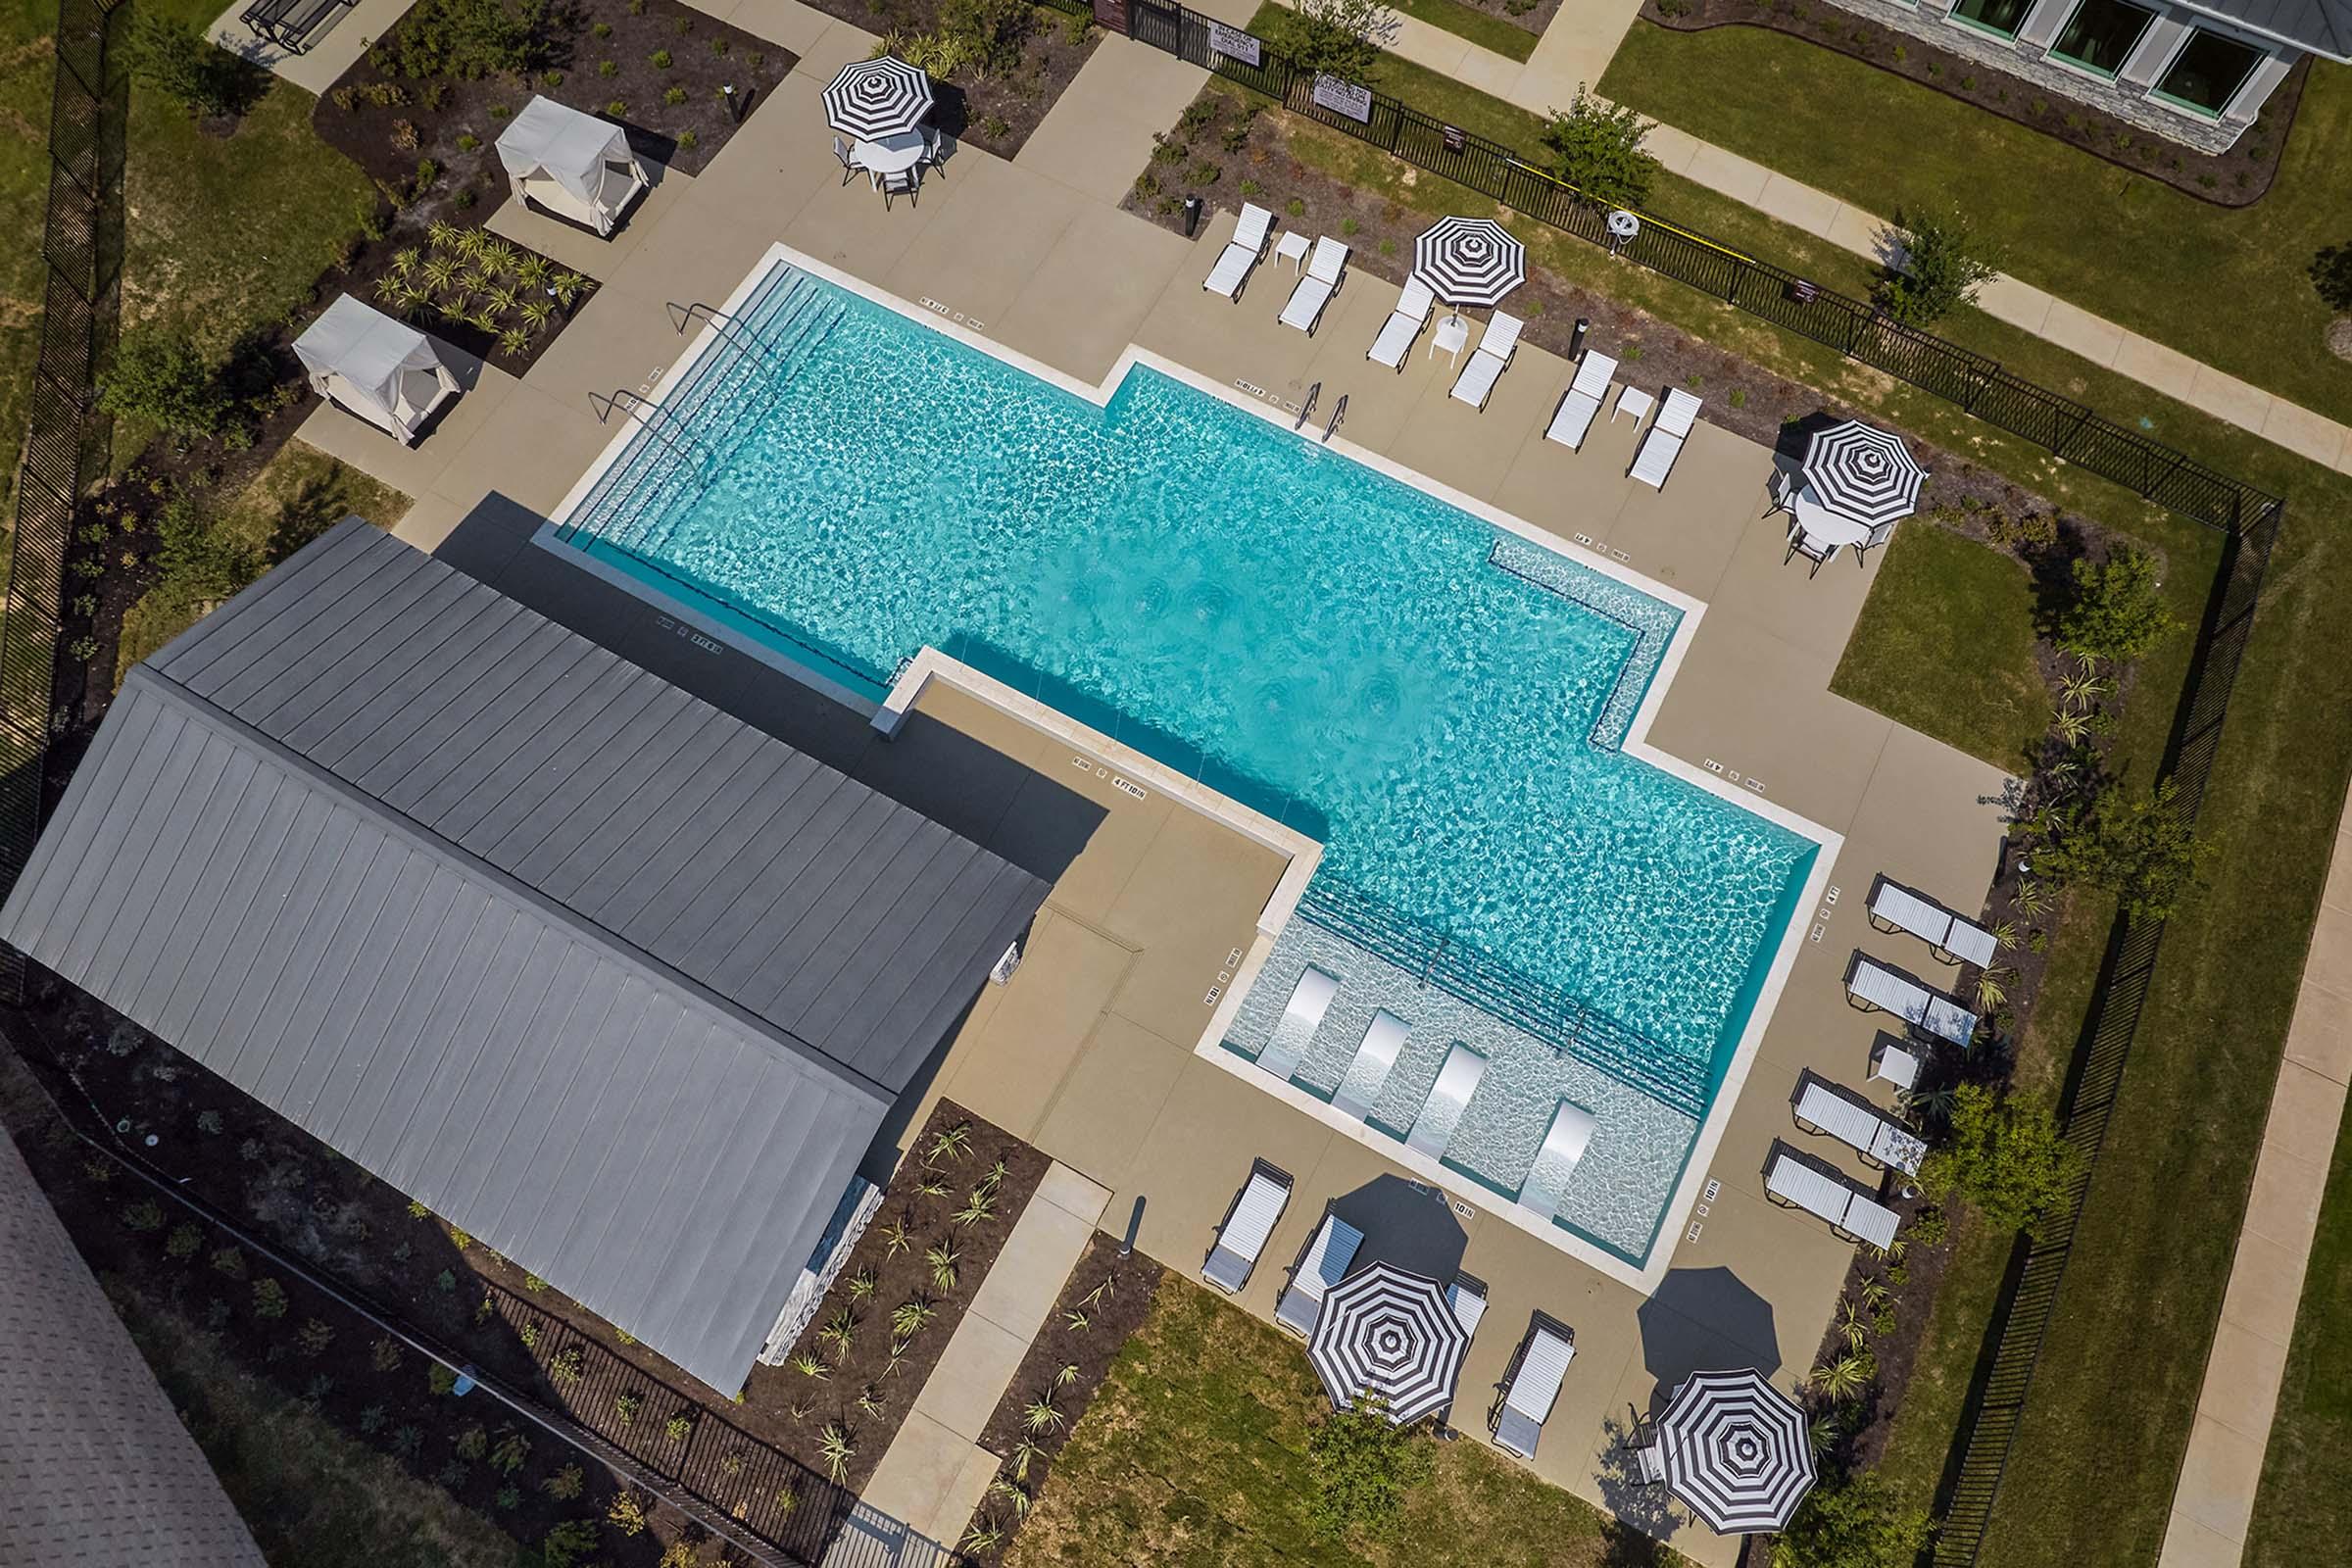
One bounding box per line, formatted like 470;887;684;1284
1413;217;1526;309
1800;420;1927;527
1656;1368;1816;1533
1308;1261;1468;1427
824;56;933;140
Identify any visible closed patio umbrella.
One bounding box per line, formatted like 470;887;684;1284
1307;1261;1468;1427
1800;420;1926;527
1413;216;1525;312
823;56;933;141
1656;1367;1816;1534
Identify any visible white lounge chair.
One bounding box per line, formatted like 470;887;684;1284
1202;203;1275;301
1279;237;1349;334
1405;1043;1486;1159
1366;276;1435;370
1448;311;1523;410
1446;1273;1488;1338
1791;1070;1927;1175
1764;1141;1900;1250
1846;954;1978;1048
1491;1313;1574;1458
1202;1159;1292;1293
1276;1211;1364;1335
1254;965;1338;1081
1516;1101;1597;1222
1544;350;1617;452
1331;1008;1409;1122
1869;877;1998;967
1629;388;1701;488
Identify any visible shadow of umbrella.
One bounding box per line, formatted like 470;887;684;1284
1636;1266;1782;1408
1327;1173;1468;1283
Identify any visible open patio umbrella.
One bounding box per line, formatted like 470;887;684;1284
823;56;933;141
1413;216;1525;311
1799;420;1927;527
1308;1261;1468;1427
1656;1367;1816;1534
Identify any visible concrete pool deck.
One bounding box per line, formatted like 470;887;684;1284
307;14;2017;1556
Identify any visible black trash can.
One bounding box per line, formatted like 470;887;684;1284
1182;195;1202;238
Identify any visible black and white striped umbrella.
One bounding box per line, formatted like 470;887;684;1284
823;56;933;140
1656;1368;1816;1534
1307;1261;1468;1427
1800;420;1927;527
1413;217;1525;309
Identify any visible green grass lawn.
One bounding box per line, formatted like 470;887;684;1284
1389;0;1540;63
1828;523;2051;772
0;0;66;534
2245;1098;2352;1567
1597;24;2352;424
1009;1275;1680;1568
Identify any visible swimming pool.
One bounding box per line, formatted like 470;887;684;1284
553;257;1820;1262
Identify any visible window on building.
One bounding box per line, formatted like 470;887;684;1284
1947;0;2035;34
2154;28;2264;114
2049;0;2155;74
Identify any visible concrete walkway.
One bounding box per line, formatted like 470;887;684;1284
2157;780;2352;1568
860;1164;1112;1547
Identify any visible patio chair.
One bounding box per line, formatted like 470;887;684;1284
1330;1008;1409;1122
1276;1209;1364;1335
1254;964;1338;1082
1764;1140;1900;1250
1448;311;1523;410
1845;952;1978;1048
1446;1272;1489;1338
920;124;947;175
1785;525;1837;578
1790;1069;1927;1175
1203;203;1275;302
1869;877;1999;967
1544;350;1617;452
1516;1101;1597;1223
1762;466;1800;521
1203;1158;1293;1293
1490;1312;1575;1458
1635;1442;1668;1484
1855;517;1898;564
832;134;858;186
1367;276;1436;370
1629;388;1701;489
1279;237;1350;334
1405;1042;1487;1160
879;166;918;210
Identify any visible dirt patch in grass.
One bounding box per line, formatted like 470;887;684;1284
780;0;1102;158
1639;0;2296;206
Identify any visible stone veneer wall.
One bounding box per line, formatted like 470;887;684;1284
0;1128;268;1568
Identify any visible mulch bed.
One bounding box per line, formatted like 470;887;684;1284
783;0;1102;158
1638;0;2300;207
754;1100;1050;1491
962;1233;1162;1560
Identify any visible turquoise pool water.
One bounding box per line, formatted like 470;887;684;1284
558;263;1814;1110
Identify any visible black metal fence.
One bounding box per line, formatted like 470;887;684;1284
1097;0;2279;536
1;0;123;997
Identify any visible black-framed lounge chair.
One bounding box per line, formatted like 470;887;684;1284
1789;1069;1927;1175
1867;875;1999;967
1630;388;1701;488
1544;350;1618;452
1449;312;1523;411
1405;1042;1487;1160
1367;276;1436;369
1763;1140;1900;1250
1446;1271;1489;1337
1331;1008;1409;1122
1202;1158;1292;1294
1275;1208;1363;1335
1279;238;1349;335
1845;952;1978;1048
1489;1311;1575;1458
1203;203;1275;301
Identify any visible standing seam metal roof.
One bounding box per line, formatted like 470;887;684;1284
0;520;1048;1391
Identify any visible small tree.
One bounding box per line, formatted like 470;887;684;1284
124;13;246;119
1263;0;1396;85
1874;207;2001;327
1306;1396;1433;1541
2056;547;2178;665
389;0;548;79
1773;1470;1934;1568
1541;85;1658;211
99;332;233;439
937;0;1034;73
2311;242;2352;312
2037;775;2201;921
1919;1083;2083;1240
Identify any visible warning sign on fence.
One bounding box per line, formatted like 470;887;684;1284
1207;21;1261;65
1310;73;1374;124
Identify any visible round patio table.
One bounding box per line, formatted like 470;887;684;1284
853;131;928;176
1790;481;1873;551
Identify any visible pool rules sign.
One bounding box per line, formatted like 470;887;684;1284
1311;73;1374;124
1208;21;1261;66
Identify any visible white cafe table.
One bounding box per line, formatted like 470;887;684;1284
852;131;928;176
1791;481;1874;551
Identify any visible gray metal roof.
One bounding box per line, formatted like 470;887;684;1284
0;520;1048;1392
2175;0;2349;59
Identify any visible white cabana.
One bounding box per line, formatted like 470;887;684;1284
293;295;460;445
495;96;650;236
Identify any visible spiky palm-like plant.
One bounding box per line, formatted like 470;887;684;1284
818;1424;855;1482
1022;1395;1064;1434
927;1245;959;1295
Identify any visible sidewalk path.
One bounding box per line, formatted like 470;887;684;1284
859;1164;1111;1547
1243;0;2352;477
2156;781;2352;1568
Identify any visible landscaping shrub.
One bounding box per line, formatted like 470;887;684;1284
2035;775;2201;921
99;333;234;439
1304;1396;1432;1541
1542;84;1659;210
1919;1082;2084;1239
388;0;549;79
124;13;255;119
1874;206;2001;326
936;0;1036;74
1263;0;1396;84
2055;547;2178;665
2311;241;2352;312
1772;1469;1933;1568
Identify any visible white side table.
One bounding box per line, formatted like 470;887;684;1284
1431;314;1469;366
1870;1039;1923;1092
1614;385;1655;424
1273;231;1311;273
